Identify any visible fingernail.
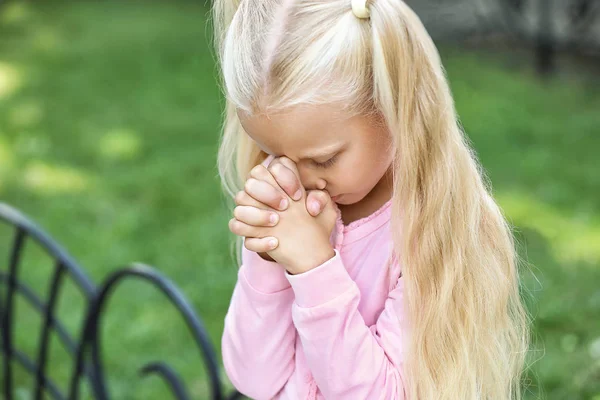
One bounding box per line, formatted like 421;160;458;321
279;198;288;210
268;238;278;248
309;201;319;214
293;189;302;200
269;213;279;224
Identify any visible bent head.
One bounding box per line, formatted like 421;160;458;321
237;104;393;205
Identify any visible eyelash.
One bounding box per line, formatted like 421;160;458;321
314;154;338;169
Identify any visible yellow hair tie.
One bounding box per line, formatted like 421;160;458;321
352;0;370;19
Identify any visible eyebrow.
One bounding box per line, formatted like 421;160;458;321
256;141;343;160
301;145;344;160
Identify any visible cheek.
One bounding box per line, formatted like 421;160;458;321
332;154;385;191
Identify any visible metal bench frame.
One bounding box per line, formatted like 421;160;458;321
0;203;244;400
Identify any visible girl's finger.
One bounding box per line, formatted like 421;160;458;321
267;160;304;201
305;190;331;217
234;190;275;210
245;178;289;211
248;164;290;209
234;206;279;227
228;218;263;238
244;237;279;253
249;164;280;188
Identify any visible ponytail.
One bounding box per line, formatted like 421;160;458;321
370;2;530;398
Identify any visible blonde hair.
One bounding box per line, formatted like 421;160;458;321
212;0;532;398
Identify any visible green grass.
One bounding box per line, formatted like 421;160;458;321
0;1;599;399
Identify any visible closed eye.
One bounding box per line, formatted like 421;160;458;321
313;154;338;169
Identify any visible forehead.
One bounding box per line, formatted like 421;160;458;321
237;104;356;158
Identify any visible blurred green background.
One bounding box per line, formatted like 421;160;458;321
0;0;599;399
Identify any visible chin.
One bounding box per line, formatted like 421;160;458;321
332;193;361;205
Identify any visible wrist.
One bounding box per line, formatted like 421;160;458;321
287;247;335;275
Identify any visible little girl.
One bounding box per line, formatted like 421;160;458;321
214;0;531;399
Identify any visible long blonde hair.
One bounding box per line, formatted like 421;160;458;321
212;0;532;398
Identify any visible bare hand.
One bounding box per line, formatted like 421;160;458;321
230;167;284;259
241;157;332;217
230;158;336;273
230;157;332;257
264;157;332;218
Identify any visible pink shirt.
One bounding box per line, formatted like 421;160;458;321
222;187;407;399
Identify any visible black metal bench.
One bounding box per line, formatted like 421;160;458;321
0;203;245;400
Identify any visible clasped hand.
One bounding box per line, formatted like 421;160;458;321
228;157;337;275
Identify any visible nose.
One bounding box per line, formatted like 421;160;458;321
297;166;327;191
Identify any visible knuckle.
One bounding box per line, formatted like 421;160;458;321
267;161;280;174
279;157;296;169
250;165;265;178
233;206;243;220
271;164;293;186
233;219;242;232
277;159;290;169
228;218;237;232
244;178;255;192
231;219;243;233
235;191;245;204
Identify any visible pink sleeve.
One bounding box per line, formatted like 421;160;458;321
285;250;407;399
221;243;297;400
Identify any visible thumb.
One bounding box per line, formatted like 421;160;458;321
306;190;331;217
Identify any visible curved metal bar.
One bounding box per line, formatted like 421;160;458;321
0;203;243;400
0;270;98;398
0;203;101;399
2;227;26;400
0;203;96;298
70;266;224;400
3;348;66;400
0;272;78;355
35;262;66;400
139;361;190;400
